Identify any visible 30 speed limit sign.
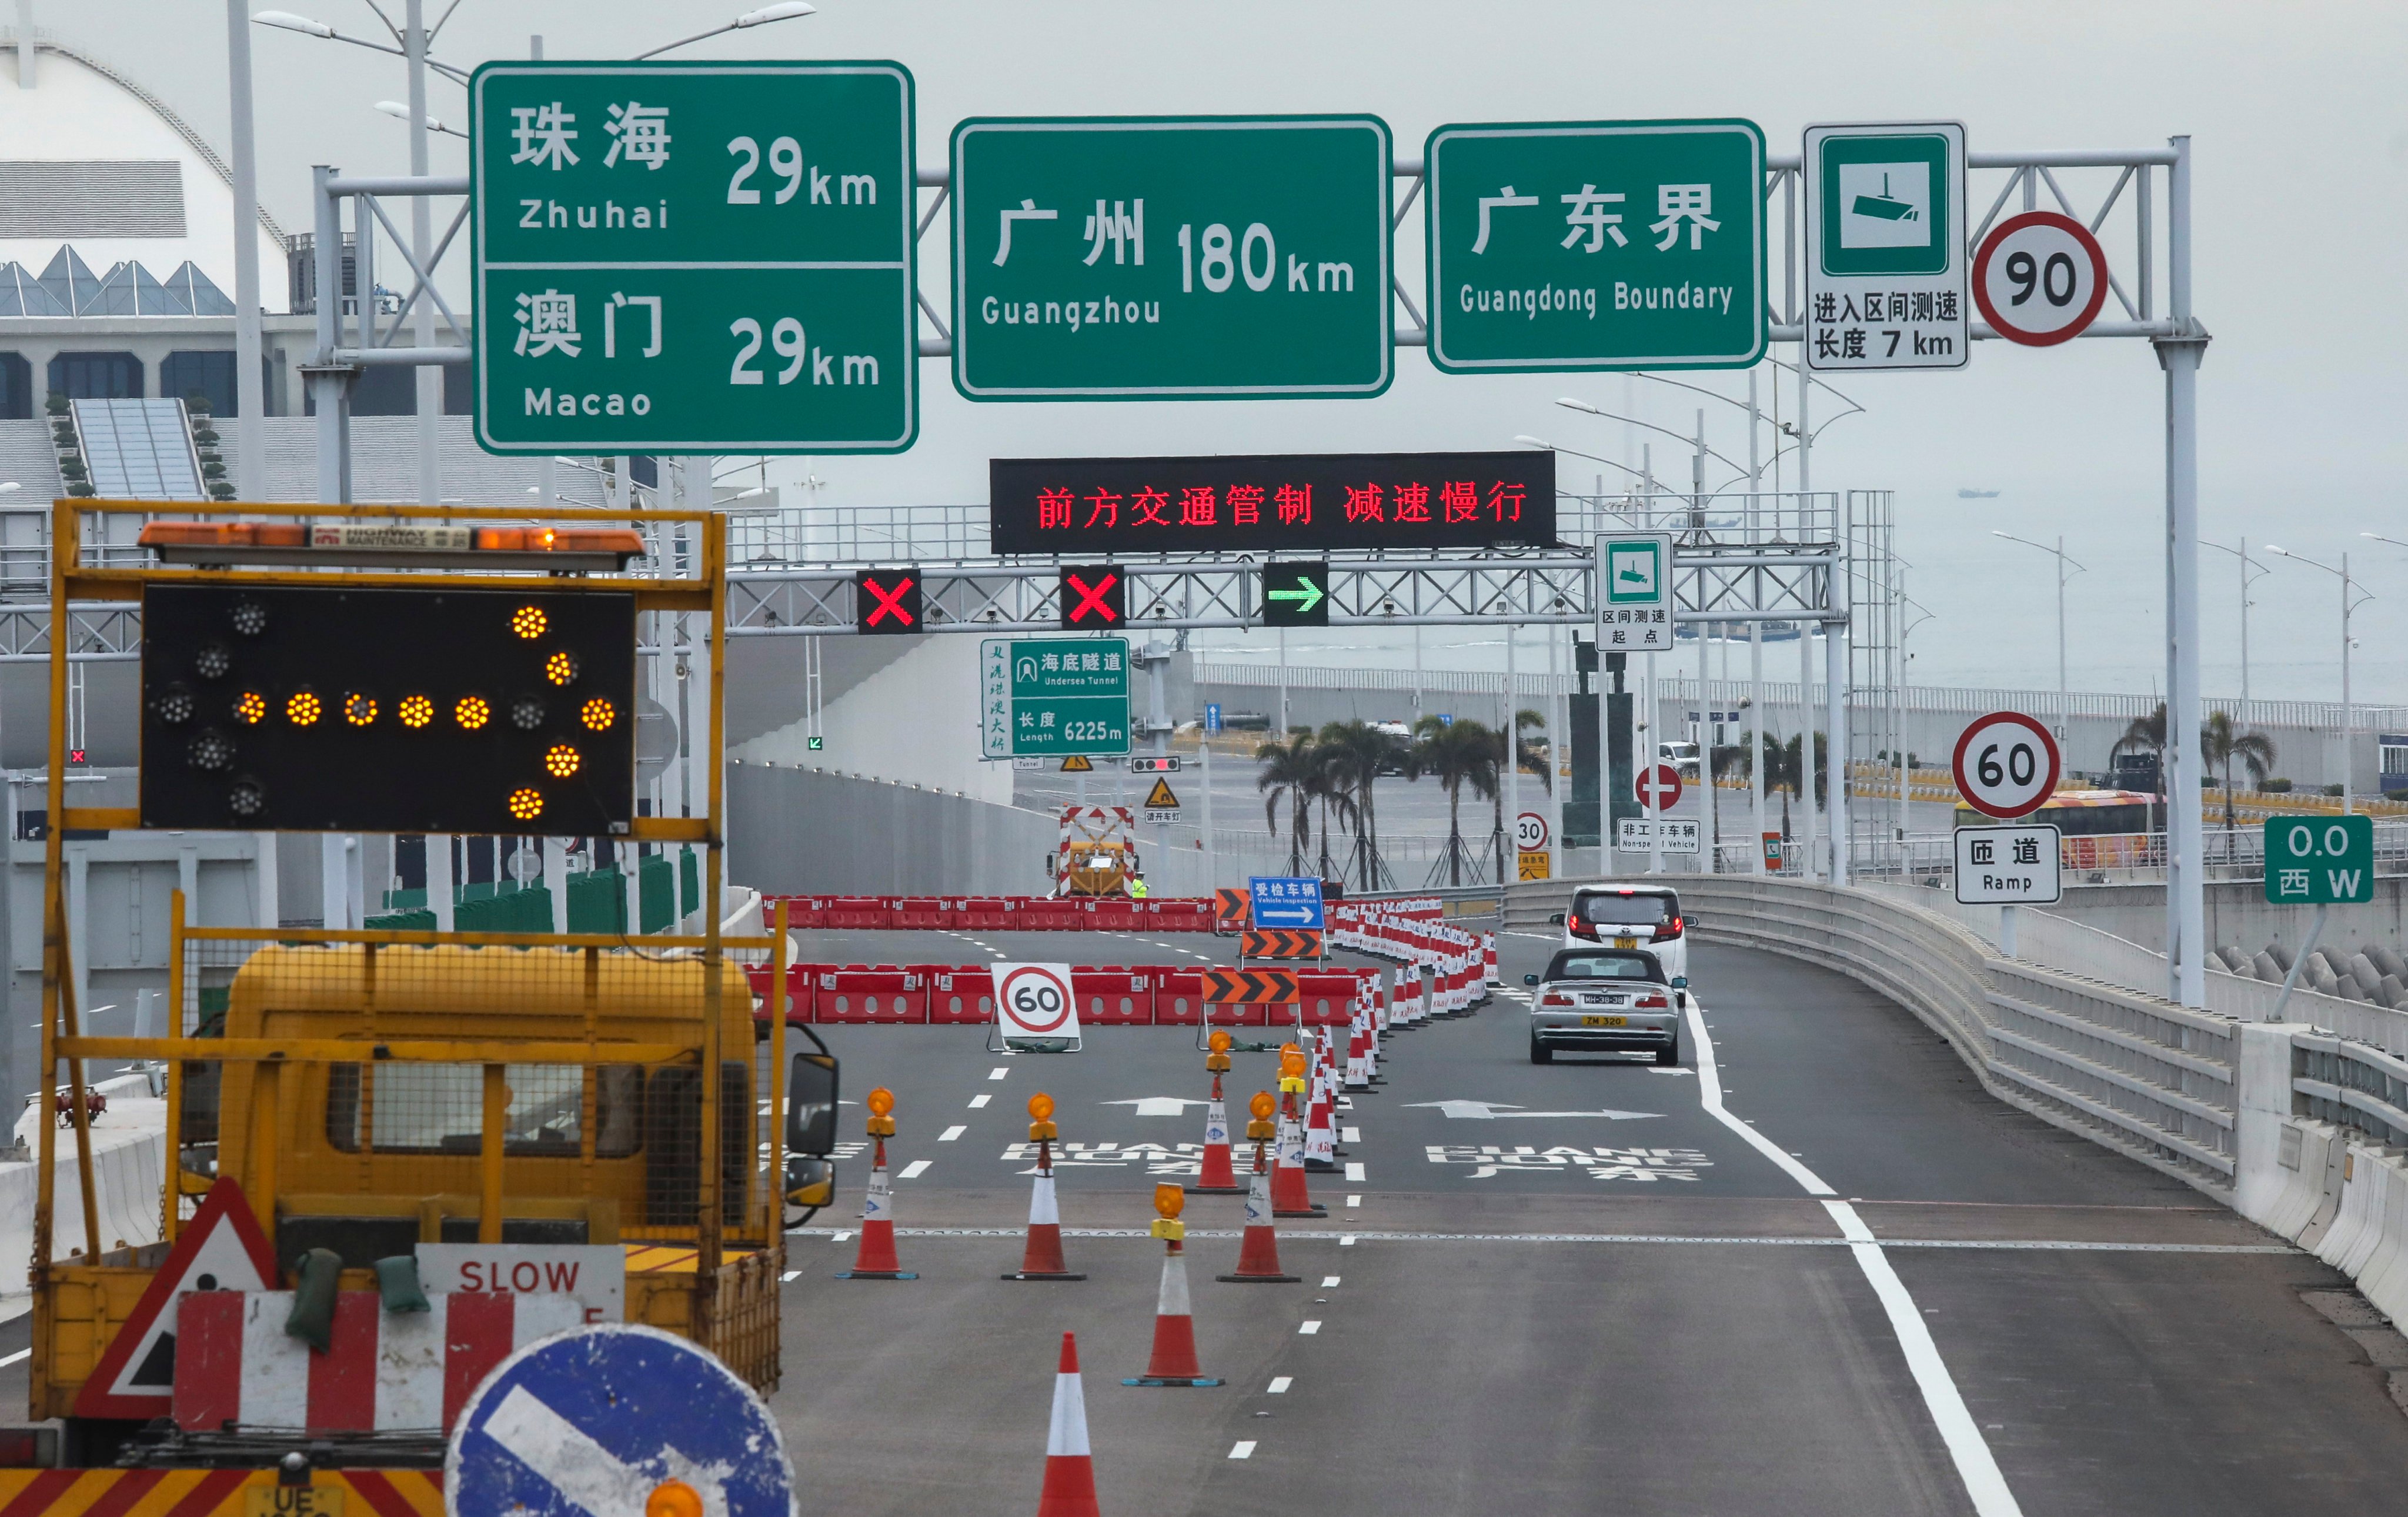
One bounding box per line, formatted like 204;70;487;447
1952;711;2060;819
993;962;1081;1046
1515;811;1551;852
1972;211;2108;346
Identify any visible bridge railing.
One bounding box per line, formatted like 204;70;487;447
1505;874;2241;1193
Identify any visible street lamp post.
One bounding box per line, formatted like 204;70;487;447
1990;531;2085;751
2200;537;2269;716
2267;545;2376;815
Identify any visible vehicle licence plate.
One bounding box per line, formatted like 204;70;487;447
1581;1014;1627;1027
1614;936;1639;949
248;1490;343;1517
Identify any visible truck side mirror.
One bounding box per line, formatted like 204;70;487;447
788;1052;839;1155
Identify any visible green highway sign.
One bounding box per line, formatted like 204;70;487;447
1804;122;1968;371
1597;530;1674;651
470;61;917;454
1262;562;1331;627
1424;119;1765;374
950;116;1392;400
2265;814;2375;905
981;636;1131;758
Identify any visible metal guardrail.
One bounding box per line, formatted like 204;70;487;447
1505;874;2240;1192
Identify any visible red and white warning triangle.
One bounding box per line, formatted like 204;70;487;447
74;1177;278;1418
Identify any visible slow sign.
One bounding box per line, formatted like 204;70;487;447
1952;710;2060;819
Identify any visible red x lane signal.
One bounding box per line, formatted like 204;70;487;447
1058;566;1125;629
856;569;922;634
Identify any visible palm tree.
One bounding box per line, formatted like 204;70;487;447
1304;742;1358;881
1254;734;1318;873
1316;719;1408;890
2199;710;2277;833
1407;716;1498;886
1485;708;1552;879
2112;701;2169;831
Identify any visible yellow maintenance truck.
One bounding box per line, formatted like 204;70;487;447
1;499;831;1501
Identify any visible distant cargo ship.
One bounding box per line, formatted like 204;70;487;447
1957;488;2000;499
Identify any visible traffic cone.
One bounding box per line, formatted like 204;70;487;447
1304;1077;1339;1171
835;1133;917;1281
1125;1186;1222;1387
1008;1098;1084;1281
1271;1096;1324;1218
1036;1332;1101;1517
1484;931;1500;987
1194;1035;1244;1194
1217;1132;1300;1284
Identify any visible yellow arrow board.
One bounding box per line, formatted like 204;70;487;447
1143;777;1180;809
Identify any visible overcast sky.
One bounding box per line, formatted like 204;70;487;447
61;0;2408;707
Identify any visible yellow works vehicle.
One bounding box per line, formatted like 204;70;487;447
0;498;831;1503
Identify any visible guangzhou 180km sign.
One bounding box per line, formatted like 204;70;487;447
951;116;1392;400
471;61;918;454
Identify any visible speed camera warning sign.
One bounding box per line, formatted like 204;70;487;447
994;962;1081;1049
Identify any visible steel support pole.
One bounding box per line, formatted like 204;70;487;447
1748;368;1765;876
1504;622;1518;882
1594;531;1609;872
407;0;439;509
1201;735;1215;889
226;1;265;492
2159;135;2205;1006
1826;622;1848;887
1800;625;1818;881
309;166;350;505
2341;555;2353;818
2056;537;2069;746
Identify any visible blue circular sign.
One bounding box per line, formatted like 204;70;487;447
447;1323;793;1517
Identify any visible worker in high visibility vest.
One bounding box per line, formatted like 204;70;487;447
1128;875;1150;900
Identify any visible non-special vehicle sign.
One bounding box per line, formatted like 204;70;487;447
1952;710;2060;819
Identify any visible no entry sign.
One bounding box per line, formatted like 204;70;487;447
1635;763;1683;811
1952;711;2060;818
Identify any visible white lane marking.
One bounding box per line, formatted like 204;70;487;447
1228;1441;1257;1460
1683;998;2022;1516
1344;1162;1365;1182
898;1160;933;1180
1266;1376;1292;1394
988;1067;1010;1081
1506;931;1557;941
939;1125;967;1142
1345;1195;1362;1209
1320;1275;1341;1288
830;1231;854;1243
969;1094;993;1109
1339;1235;1355;1246
1342;1126;1362;1143
1297;1321;1321;1335
0;1348;26;1367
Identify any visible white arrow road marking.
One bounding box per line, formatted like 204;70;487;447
481;1383;735;1517
1101;1097;1212;1117
1402;1099;1663;1121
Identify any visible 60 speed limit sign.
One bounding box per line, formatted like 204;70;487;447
1972;211;2108;346
993;962;1081;1045
1952;711;2060;819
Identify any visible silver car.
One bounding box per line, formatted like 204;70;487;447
1523;948;1679;1066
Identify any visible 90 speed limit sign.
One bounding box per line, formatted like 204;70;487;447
1952;711;2060;819
994;962;1081;1045
1972;211;2108;347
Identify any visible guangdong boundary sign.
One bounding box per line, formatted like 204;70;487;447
471;61;918;453
1425;118;1765;373
951;116;1392;400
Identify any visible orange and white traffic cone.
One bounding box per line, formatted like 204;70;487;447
836;1087;917;1281
1194;1032;1244;1194
1269;1047;1324;1217
1125;1185;1222;1388
1006;1095;1086;1281
1036;1332;1101;1517
1217;1099;1300;1284
1484;931;1500;988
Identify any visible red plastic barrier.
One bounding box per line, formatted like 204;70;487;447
818;963;927;1024
917;964;995;1025
1150;900;1212;933
1071;965;1153;1025
1153;968;1204;1025
746;962;820;1025
1206;1000;1273;1028
1088;899;1140;932
1297;971;1360;1026
1020;897;1081;931
891;896;945;930
764;895;826;930
822;896;892;931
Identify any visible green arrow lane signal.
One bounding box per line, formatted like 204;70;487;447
1263;562;1331;627
1268;579;1325;614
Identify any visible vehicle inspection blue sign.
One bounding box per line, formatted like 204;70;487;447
447;1324;793;1517
1248;875;1325;929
